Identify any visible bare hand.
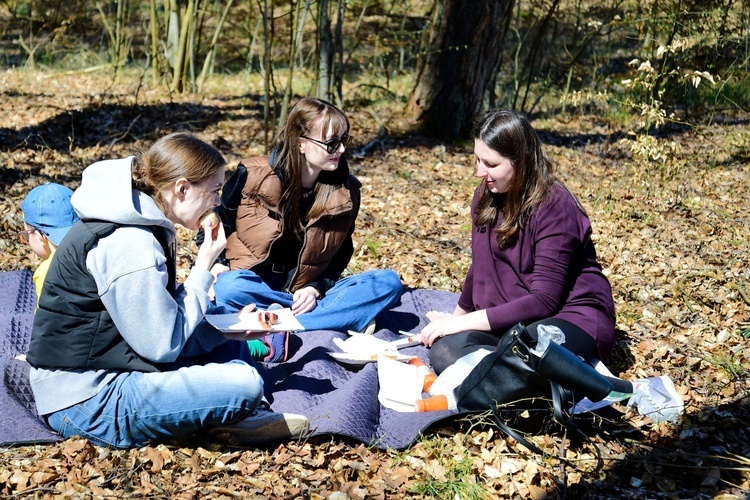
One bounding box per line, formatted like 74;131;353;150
420;315;462;347
207;263;230;301
292;286;319;315
240;303;263;338
239;303;257;315
426;310;452;321
195;220;227;271
219;304;265;341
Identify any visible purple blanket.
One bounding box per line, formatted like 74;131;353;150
0;269;459;449
257;288;460;450
0;270;61;446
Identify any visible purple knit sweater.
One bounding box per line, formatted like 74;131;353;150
458;183;616;359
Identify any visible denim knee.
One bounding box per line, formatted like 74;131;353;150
373;269;403;300
212;271;242;300
219;361;264;407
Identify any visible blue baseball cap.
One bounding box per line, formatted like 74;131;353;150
21;183;80;246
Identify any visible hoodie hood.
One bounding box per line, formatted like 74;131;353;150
71;157;174;231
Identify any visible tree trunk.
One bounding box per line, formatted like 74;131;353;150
407;0;514;138
166;0;180;69
170;0;195;92
258;0;274;146
149;0;160;84
317;0;332;99
332;0;344;106
278;0;312;120
197;0;235;93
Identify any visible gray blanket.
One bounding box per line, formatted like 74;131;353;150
0;269;459;449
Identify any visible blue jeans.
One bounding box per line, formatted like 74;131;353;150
213;269;403;332
46;354;263;448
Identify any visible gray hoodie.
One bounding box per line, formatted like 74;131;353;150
30;157;224;415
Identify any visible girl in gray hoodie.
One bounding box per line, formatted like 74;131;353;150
27;133;309;448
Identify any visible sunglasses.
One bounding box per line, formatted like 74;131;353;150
18;227;47;245
300;134;352;154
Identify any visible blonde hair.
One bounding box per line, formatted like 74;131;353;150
131;132;226;213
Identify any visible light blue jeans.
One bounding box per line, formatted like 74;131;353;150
46;346;263;448
213;269;403;332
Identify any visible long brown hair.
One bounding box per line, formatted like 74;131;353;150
131;132;226;215
272;97;350;238
473;110;557;247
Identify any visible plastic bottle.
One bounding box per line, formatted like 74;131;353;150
407;358;437;392
413;348;492;412
531;324;566;356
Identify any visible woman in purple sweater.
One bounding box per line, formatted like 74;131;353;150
421;109;615;369
420;109;683;422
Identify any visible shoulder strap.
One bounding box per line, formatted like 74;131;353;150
490;407;546;455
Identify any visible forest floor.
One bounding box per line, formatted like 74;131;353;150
0;69;749;499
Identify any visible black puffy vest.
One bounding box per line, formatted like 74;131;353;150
27;221;176;373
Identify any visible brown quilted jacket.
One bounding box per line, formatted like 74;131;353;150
225;155;361;292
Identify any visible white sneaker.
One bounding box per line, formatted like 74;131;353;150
209;409;310;447
363;318;377;335
627;376;684;424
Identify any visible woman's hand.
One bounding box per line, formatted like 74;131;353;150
240;304;266;339
194;218;227;271
426;310;453;322
419;307;489;347
292;286;320;315
420;315;465;347
207;263;230;301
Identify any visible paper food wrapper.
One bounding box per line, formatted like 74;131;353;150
377;355;423;412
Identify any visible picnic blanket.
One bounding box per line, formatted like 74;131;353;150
0;270;61;446
256;287;460;449
0;269;459;449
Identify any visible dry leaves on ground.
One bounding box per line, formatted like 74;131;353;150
1;70;749;498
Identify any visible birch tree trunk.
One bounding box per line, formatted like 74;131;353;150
317;0;332;99
149;0;160;84
166;0;180;70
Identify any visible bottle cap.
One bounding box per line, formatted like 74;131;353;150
414;395;449;412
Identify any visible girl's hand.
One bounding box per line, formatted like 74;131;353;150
207;263;230;301
426;310;452;321
292;286;319;315
239;303;260;337
195;217;227;271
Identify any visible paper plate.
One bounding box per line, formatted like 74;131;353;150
328;352;414;366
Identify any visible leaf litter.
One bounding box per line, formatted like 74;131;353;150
0;70;748;498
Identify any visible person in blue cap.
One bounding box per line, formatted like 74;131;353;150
20;183;80;302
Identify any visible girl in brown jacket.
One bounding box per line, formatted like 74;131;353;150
212;98;402;361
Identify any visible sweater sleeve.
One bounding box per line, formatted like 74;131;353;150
87;226;224;363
